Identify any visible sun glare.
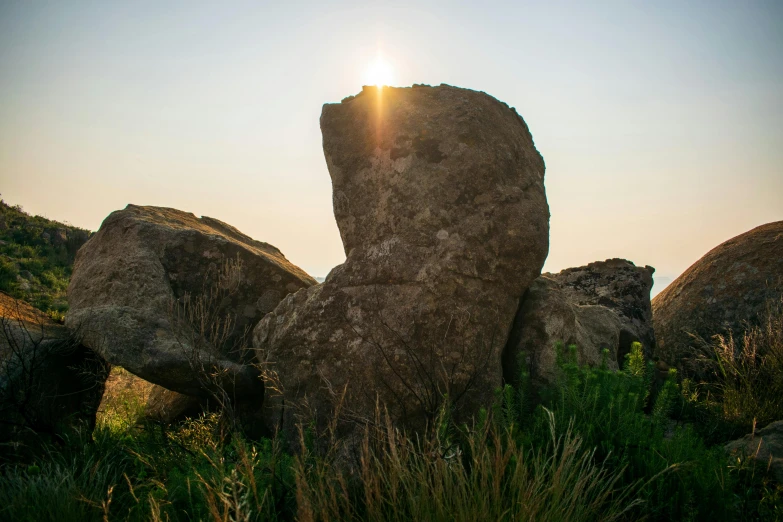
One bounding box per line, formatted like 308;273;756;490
365;54;395;88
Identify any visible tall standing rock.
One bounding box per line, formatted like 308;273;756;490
653;221;783;368
504;259;655;390
67;205;316;398
254;85;549;439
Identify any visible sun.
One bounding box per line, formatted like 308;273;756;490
364;53;395;88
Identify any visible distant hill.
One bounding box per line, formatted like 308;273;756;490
0;198;91;318
651;275;673;298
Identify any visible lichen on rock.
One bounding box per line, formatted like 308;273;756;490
254;85;550;442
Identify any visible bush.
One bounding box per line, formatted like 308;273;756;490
497;343;740;521
0;257;16;291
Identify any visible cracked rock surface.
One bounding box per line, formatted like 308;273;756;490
253;85;549;440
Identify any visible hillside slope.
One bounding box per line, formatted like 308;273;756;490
0;198;91;317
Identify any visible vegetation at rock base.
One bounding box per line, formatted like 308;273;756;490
680;298;783;445
1;338;781;521
0;198;91;319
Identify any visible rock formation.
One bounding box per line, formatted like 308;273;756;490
254;85;549;439
67;205;316;398
0;292;109;445
725;420;783;483
652;221;783;368
504;259;655;389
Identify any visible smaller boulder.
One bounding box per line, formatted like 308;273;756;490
67;205;317;398
504;259;655;389
0;293;109;447
652;221;783;369
725;420;783;483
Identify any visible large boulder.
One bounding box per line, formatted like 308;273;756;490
652;221;783;368
0;293;109;446
67;205;316;398
504;259;655;389
254;85;549;439
725;420;783;483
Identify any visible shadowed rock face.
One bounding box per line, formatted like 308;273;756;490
254;85;549;440
67;205;316;398
504;259;655;390
0;293;109;445
652;221;783;369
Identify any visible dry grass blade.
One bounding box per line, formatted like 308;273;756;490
292;403;642;522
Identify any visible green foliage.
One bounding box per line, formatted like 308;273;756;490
0;197;91;315
1;333;781;520
0;257;16;288
0;411;297;521
495;342;761;521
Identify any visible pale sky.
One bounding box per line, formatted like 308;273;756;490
1;1;781;296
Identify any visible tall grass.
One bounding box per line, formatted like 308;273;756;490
0;386;643;521
2;337;782;520
0;410;297;521
686;298;783;440
295;406;640;522
0;450;119;522
0;428;131;521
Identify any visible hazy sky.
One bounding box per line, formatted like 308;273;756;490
1;1;781;296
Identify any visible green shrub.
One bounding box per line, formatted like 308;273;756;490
0;257;16;292
497;342;739;521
